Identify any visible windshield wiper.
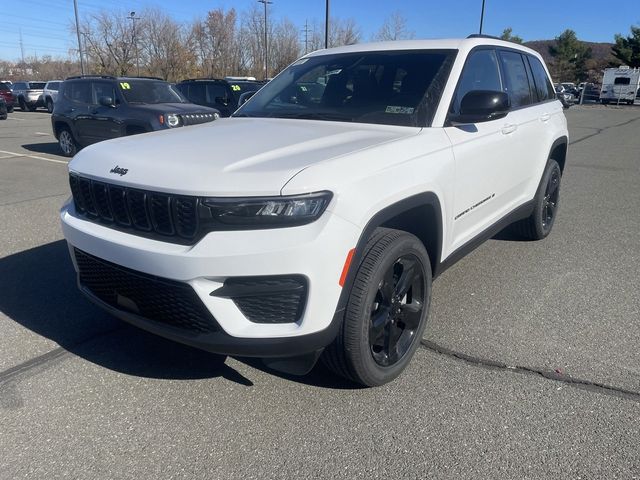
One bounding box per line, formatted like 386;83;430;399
272;112;353;122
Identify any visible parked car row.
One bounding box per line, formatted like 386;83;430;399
51;75;223;156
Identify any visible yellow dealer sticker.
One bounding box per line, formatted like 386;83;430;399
119;82;131;90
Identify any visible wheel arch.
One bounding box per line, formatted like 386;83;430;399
53;119;73;139
342;193;444;304
549;136;568;173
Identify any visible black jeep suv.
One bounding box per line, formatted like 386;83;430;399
175;78;266;117
51;76;220;157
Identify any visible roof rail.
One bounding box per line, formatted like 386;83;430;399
466;34;503;41
120;76;164;81
178;78;226;83
65;75;116;80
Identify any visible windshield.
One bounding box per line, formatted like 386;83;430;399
234;50;456;127
28;82;46;89
119;80;187;104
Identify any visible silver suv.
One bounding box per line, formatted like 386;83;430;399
12;81;46;111
43;80;63;113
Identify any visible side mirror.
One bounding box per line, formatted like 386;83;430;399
99;96;115;107
238;91;256;106
451;90;510;124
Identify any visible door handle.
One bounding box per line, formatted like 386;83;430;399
64;108;75;114
540;113;551;122
501;124;517;135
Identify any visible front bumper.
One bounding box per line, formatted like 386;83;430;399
61;199;360;357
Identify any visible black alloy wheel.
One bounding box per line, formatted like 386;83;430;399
322;228;432;387
512;159;562;240
369;254;426;367
541;166;560;232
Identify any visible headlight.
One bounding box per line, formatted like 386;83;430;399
166;113;182;127
200;191;332;228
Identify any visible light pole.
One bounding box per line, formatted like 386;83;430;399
324;0;330;48
479;0;486;35
73;0;85;75
128;11;140;76
258;0;272;80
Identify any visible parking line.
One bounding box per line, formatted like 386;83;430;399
35;132;52;136
0;150;68;165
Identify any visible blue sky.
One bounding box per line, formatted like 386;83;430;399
1;0;638;61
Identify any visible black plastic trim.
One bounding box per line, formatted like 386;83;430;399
435;199;534;276
78;284;340;358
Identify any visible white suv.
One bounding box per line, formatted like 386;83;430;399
61;37;568;386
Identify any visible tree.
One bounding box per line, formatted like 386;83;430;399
374;11;414;41
500;28;523;44
612;25;640;67
142;9;193;81
548;29;591;82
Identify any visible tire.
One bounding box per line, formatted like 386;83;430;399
601;99;609;105
513;159;561;240
19;97;27;111
322;228;432;387
27;103;37;112
7;106;13;113
58;128;78;157
46;98;53;113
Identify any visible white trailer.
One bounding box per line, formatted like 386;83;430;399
600;66;640;105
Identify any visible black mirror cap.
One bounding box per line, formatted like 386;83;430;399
452;90;510;124
99;96;115;107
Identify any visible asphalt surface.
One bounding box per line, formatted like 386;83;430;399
1;106;639;479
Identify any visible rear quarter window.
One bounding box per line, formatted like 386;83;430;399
527;56;556;101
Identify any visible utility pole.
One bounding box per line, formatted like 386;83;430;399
128;11;141;76
73;0;85;75
19;28;25;68
324;0;330;48
302;20;311;54
257;0;272;79
479;0;486;34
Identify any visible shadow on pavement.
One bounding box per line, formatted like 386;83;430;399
21;142;64;157
0;240;252;385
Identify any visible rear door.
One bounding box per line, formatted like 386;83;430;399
495;49;542;204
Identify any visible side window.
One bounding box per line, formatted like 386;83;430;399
451;49;502;114
206;84;230;103
92;82;116;104
527;55;555;101
188;83;207;104
66;82;92;104
499;51;533;108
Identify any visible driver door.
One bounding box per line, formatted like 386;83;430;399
444;48;518;251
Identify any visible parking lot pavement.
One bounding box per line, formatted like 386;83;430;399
1;106;640;478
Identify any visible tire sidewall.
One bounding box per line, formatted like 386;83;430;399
533;159;561;238
59;129;77;157
348;234;432;386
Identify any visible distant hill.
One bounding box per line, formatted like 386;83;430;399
523;39;616;82
524;40;615;64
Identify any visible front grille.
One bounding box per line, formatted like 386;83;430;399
180;112;217;126
74;248;219;334
69;174;199;243
216;276;307;324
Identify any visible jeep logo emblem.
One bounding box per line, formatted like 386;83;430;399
109;166;128;176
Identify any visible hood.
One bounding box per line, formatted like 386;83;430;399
128;102;219;114
69;118;419;196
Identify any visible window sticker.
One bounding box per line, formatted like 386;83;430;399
385;106;415;114
119;82;131;90
231;84;241;91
